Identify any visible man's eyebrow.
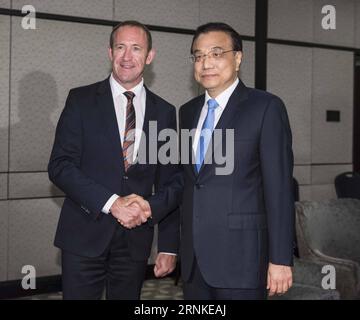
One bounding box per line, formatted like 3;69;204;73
193;46;223;53
114;42;143;47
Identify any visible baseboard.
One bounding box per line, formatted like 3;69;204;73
0;264;179;299
0;275;62;300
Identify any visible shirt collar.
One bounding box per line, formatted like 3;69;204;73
109;73;144;99
204;78;239;110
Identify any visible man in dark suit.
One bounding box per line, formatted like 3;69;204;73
48;21;182;299
179;22;295;300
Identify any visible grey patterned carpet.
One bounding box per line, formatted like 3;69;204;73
17;277;184;300
15;278;340;300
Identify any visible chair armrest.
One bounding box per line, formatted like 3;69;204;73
296;250;360;300
294;257;329;286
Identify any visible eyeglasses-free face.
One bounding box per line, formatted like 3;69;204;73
191;31;242;98
108;25;155;90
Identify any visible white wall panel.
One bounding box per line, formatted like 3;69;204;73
311;164;353;185
312;49;353;164
267;44;312;165
8;198;63;280
268;0;314;42
9;172;63;199
199;0;255;36
240;41;255;88
310;184;337;201
294;166;311;185
0;1;10;7
10;18;111;171
299;185;312;201
114;0;199;29
0;174;7;200
13;0;113;20
355;0;360;48
144;32;198;109
0;16;10;172
313;0;355;47
0;201;8;281
299;185;336;201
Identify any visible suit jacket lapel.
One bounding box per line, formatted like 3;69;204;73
214;80;248;131
96;77;125;174
199;80;249;179
142;86;158;141
126;86;158;172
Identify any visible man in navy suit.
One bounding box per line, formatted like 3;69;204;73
48;21;182;299
179;22;295;300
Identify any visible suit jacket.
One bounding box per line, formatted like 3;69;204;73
179;80;295;288
48;77;182;260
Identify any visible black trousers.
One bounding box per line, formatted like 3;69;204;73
61;225;147;300
182;257;267;300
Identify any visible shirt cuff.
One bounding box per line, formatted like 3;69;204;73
159;252;177;256
102;194;119;214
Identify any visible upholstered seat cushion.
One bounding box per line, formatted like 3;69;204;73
297;199;360;264
296;199;360;299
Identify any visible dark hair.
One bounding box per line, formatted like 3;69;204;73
191;22;243;53
110;20;152;52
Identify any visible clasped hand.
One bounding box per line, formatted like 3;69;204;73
110;194;151;229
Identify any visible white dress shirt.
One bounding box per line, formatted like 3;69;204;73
102;73;146;214
192;78;239;154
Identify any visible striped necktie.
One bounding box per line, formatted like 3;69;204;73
123;91;136;171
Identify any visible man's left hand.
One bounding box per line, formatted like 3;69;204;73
267;262;293;296
154;253;177;278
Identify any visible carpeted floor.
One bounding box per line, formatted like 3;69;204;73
15;278;340;300
16;277;184;300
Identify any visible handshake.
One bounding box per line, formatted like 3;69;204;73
110;194;152;229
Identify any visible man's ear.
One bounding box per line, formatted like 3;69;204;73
235;51;242;72
145;48;156;65
108;46;113;61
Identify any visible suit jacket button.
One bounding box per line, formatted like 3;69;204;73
123;175;128;180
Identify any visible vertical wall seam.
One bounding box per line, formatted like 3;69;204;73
310;0;315;196
6;5;12;281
